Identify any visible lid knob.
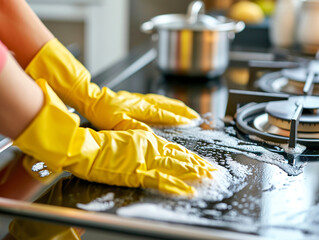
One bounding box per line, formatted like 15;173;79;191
187;1;205;24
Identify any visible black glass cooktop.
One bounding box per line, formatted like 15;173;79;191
0;47;318;240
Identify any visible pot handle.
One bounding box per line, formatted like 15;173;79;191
234;21;245;33
228;21;245;40
140;21;155;34
187;1;205;24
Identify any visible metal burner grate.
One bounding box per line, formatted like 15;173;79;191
226;90;319;148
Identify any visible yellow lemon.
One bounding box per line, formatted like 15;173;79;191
228;1;265;24
255;0;275;16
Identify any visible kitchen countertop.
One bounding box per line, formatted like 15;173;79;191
0;42;318;240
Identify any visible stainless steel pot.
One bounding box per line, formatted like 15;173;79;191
140;1;245;77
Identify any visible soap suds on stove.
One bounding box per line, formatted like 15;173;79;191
114;126;260;229
154;126;305;176
76;125;312;233
189;159;251;201
77;193;115;211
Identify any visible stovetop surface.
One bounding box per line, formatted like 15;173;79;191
0;48;319;240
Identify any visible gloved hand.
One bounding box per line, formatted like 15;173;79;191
14;79;215;196
9;218;81;240
25;38;200;131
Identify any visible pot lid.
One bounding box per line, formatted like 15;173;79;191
141;1;245;33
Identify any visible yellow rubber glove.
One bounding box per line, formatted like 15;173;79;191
25;38;199;131
9;218;81;240
14;79;215;196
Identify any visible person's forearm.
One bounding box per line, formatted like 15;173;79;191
0;47;44;139
0;0;54;69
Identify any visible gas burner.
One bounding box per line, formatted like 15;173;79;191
282;68;319;83
258;70;319;95
248;60;319;95
226;90;319;148
265;96;319;132
253;114;319;139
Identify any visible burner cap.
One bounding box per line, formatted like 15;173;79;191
257;71;319;96
265;96;319;132
254;113;319;138
236;102;319;146
289;96;319;109
282;68;319;83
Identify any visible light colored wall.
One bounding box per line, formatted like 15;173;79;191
43;21;85;62
28;0;129;76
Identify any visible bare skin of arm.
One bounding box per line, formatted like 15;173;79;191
0;51;85;238
0;52;44;139
0;0;53;69
0;1;87;237
0;0;52;138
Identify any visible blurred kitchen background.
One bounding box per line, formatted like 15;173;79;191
26;0;309;76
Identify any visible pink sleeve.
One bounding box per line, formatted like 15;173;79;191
0;41;8;72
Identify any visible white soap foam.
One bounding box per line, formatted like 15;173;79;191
154;127;305;176
38;169;51;177
30;161;52;178
76;192;115;211
189;160;251;202
31;162;46;172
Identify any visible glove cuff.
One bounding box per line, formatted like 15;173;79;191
14;79;82;172
25;38;97;112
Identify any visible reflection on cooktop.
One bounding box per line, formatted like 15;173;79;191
21;123;319;239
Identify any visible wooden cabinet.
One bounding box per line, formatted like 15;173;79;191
203;0;234;10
